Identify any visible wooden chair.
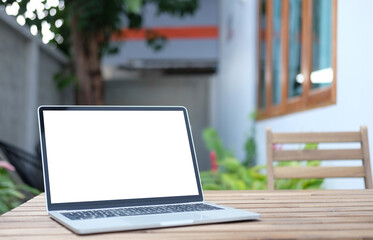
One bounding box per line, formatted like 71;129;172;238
266;126;373;190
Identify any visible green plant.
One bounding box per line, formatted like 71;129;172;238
0;0;199;104
0;160;40;214
202;127;234;163
201;157;267;190
200;128;324;190
273;143;323;190
244;112;257;167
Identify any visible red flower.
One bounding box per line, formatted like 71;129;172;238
272;144;283;151
209;151;218;172
0;161;15;171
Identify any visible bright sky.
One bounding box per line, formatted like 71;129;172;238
4;0;65;44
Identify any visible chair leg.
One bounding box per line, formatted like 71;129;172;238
266;128;275;190
361;126;373;189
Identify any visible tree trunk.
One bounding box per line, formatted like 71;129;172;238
71;15;104;105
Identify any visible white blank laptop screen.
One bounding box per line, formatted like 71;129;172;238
43;110;199;204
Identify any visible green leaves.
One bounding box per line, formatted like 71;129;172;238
274;151;323;190
124;0;142;14
0;0;199;53
54;71;77;90
200;157;267;190
145;29;166;51
200;126;324;191
202;127;233;163
0;168;40;214
151;0;198;17
244;137;256;167
201;127;262;190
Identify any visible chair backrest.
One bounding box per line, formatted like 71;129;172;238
266;126;373;190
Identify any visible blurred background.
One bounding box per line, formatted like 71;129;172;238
1;0;373;202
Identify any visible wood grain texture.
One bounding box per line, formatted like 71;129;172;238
361;126;373;189
271;132;362;143
1;191;373;240
280;0;289;114
273;166;365;179
273;149;363;161
265;0;273;112
266;128;274;190
266;127;373;189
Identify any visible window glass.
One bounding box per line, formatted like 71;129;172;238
288;0;302;99
271;0;282;105
257;0;336;120
311;0;333;90
259;0;267;109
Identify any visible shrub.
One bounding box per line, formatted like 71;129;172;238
200;128;323;190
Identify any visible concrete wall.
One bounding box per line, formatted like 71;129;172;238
104;74;212;171
214;0;373;189
0;18;28;151
0;11;72;154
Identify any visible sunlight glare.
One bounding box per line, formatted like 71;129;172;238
55;34;63;44
16;15;26;25
55;19;63;28
25;10;36;20
58;1;64;10
49;8;56;16
42;21;55;43
47;0;59;8
37;10;47;19
7;0;65;44
30;25;38;35
5;2;19;16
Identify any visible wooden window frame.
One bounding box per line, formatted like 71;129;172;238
257;0;337;120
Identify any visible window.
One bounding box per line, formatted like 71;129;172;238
257;0;337;119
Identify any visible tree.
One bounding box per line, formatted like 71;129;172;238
0;0;198;104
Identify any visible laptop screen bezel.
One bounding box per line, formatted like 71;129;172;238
38;105;204;211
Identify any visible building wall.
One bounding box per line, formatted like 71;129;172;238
215;0;373;189
104;74;212;171
103;0;218;67
0;11;72;153
256;0;373;189
102;0;219;171
0;20;28;150
213;0;258;161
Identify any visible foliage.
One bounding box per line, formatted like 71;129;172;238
0;0;199;104
244;112;257;167
274;143;323;190
54;71;77;90
202;127;234;163
201;158;267;190
274;161;323;190
0;152;40;214
200;128;324;190
0;167;40;214
0;0;198;55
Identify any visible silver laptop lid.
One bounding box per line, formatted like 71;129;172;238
38;106;203;211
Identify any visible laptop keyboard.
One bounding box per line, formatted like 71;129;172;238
62;203;223;220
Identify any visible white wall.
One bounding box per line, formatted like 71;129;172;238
256;0;373;189
213;0;258;161
215;0;373;189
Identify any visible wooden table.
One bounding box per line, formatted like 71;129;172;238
1;190;373;240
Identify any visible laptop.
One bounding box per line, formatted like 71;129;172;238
38;105;260;234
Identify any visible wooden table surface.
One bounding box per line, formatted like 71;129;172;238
1;190;373;240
